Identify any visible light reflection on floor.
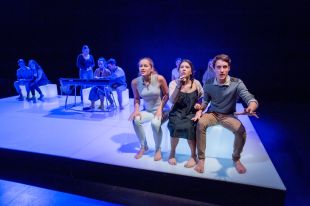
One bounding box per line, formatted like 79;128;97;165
0;96;285;191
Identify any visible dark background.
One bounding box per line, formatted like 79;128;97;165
0;0;310;205
1;0;309;102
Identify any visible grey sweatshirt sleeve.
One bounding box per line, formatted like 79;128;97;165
237;79;258;106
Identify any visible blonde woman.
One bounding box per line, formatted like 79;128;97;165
129;57;169;161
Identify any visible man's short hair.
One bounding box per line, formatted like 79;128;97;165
98;57;106;62
17;59;24;64
212;54;231;68
107;58;116;65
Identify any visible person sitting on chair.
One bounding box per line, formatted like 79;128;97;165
168;59;203;168
202;58;215;86
88;57;114;110
14;59;34;101
129;57;169;161
171;57;182;81
106;58;127;110
28;59;49;103
194;54;259;174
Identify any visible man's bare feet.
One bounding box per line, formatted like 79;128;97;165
154;149;162;161
134;146;148;159
194;159;205;173
234;160;247;174
184;157;197;168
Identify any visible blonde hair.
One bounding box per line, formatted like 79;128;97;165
138;57;157;74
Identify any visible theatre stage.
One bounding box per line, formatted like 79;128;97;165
0;95;286;205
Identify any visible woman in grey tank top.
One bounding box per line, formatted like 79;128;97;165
129;57;169;161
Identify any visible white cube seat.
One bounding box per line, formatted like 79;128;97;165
143;123;234;159
20;84;58;98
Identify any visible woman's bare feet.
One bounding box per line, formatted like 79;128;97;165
154;149;162;161
168;157;177;165
184;157;197;168
134;146;148;159
194;159;205;173
234;160;247;174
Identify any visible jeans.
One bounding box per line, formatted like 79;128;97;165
133;111;166;151
14;80;31;97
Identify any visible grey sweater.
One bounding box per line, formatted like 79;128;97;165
203;76;257;114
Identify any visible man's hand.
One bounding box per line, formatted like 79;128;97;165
234;110;259;118
235;101;259;118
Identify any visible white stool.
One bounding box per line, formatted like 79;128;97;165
204;125;234;159
144;123;234;159
20;84;58;98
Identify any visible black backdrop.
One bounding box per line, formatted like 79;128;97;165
1;0;309;102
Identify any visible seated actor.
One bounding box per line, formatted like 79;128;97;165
28;59;49;102
195;54;258;174
14;59;35;101
106;58;127;110
88;57;114;110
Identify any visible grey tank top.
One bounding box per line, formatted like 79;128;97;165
137;74;162;112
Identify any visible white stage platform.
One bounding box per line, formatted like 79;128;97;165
0;95;285;192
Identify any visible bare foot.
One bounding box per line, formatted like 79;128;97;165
154;149;162;161
134;146;148;159
168;157;177;165
184;157;197;168
234;160;247;174
194;159;205;173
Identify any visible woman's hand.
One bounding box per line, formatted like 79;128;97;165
154;109;163;120
129;110;141;121
191;110;202;121
194;103;202;110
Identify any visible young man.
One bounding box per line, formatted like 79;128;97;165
195;54;258;174
106;58;127;110
88;57;114;110
171;57;182;81
14;59;34;101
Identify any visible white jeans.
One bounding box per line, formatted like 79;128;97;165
133;111;164;151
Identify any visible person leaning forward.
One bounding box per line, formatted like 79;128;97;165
194;54;258;174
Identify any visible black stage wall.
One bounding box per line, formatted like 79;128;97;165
0;0;309;102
